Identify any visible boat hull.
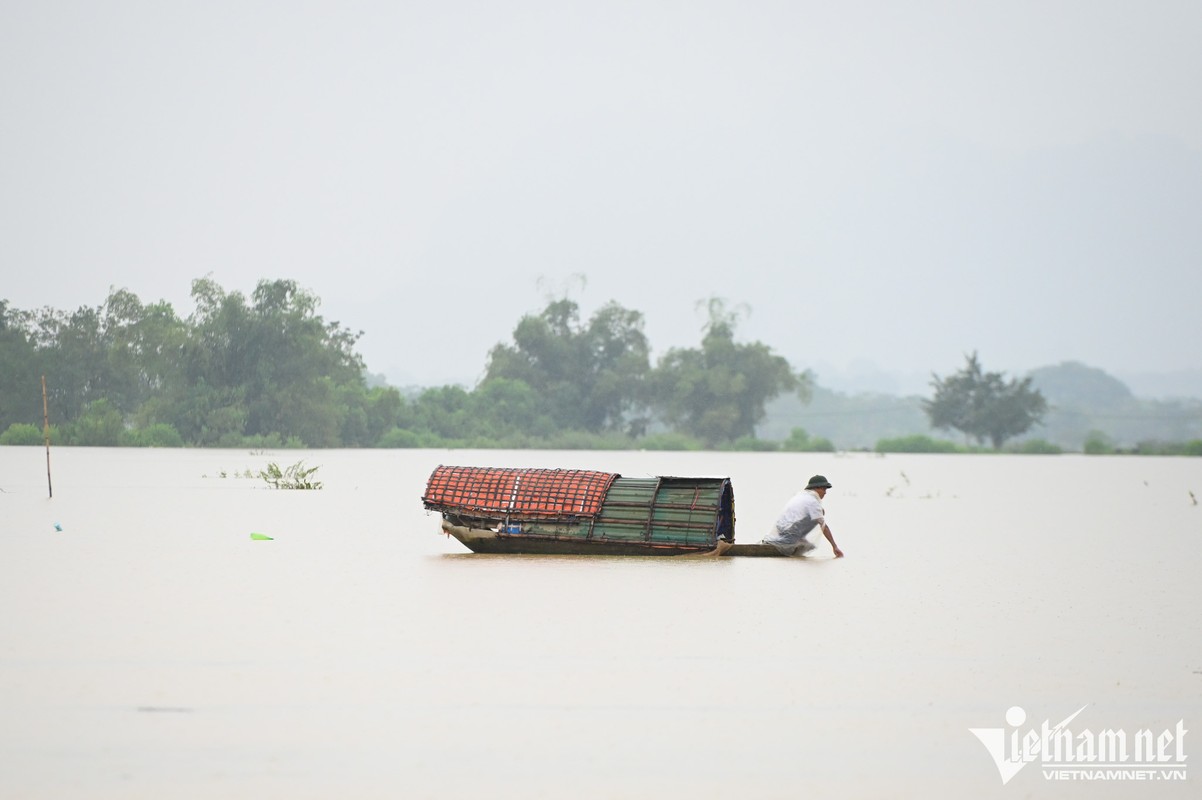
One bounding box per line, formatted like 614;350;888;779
441;521;789;557
723;543;791;557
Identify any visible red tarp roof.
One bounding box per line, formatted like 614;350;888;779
422;465;619;518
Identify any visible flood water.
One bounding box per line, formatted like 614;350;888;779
2;447;1200;799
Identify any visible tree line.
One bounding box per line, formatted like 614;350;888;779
12;278;1179;452
0;279;812;449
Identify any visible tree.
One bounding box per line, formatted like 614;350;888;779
101;289;187;415
71;399;124;446
484;298;650;432
337;384;404;447
18;289;187;430
27;304;112;423
924;352;1047;449
469;377;556;438
407;385;476;440
1;280;387;447
0;300;40;430
171;277;367;445
648;299;809;446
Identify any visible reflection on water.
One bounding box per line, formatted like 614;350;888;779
1;447;1200;798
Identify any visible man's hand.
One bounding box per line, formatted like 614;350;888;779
820;524;843;558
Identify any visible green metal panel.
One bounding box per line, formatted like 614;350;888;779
649;480;723;546
589;476;729;547
592;478;659;542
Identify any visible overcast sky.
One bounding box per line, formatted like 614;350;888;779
3;1;1200;395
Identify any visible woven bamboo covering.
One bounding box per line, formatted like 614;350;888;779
422;465;620;518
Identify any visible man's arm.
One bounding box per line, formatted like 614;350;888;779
820;523;844;558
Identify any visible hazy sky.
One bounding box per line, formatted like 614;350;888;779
3;1;1200;394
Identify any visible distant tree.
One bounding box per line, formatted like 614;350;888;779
484;298;650;432
170;277;367;445
337;384;405;447
2;281;396;447
648;299;810;446
26;304;113;423
924;352;1047;449
14;289;188;432
470;377;556;438
0;300;40;429
101;288;188;414
405;385;477;441
71;399;125;446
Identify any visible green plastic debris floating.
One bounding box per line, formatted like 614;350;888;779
422;465;740;556
250;532;274;541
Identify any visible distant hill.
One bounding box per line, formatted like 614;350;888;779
1028;362;1133;407
756;361;1202;451
1026;362;1202;449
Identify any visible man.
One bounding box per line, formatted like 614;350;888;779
763;474;844;557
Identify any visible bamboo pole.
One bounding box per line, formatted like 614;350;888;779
42;375;52;499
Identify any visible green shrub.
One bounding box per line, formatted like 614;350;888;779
71;400;124;446
235;433;278;449
1083;430;1114;455
782;427;836;452
378;427;423;448
538;431;628;450
122;423;185;448
1008;439;1062;455
216;431;245;448
727;436;779;452
637;432;703;451
875;434;960;453
1131;440;1202;456
0;423;47;445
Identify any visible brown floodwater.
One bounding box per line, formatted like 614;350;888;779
1;447;1199;798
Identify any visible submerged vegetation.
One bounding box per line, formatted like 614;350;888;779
1;281;1199;454
258;461;323;490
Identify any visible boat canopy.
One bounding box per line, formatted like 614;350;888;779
423;465;735;550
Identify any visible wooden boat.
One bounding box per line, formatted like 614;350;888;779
422;465;788;557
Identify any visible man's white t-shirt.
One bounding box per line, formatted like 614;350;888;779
763;489;825;554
